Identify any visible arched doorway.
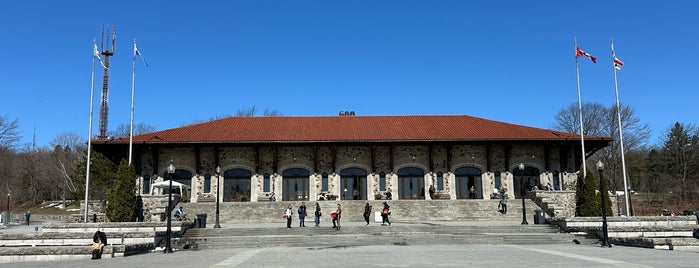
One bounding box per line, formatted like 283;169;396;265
282;168;309;201
397;167;424;200
340;168;367;200
163;169;193;201
223;169;251;202
455;167;482;199
512;166;540;198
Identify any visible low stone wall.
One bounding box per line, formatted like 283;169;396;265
532;190;575;218
553;216;699;251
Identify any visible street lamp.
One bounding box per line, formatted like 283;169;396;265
519;163;528;225
597;161;610;247
214;166;221;228
343;187;348;200
164;160;175;253
6;193;9;212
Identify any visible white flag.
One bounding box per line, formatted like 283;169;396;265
134;43;148;67
93;43;107;69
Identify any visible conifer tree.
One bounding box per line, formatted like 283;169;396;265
576;166;613;216
107;159;136;222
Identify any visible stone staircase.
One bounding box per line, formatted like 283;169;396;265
172;199;598;250
177;222;597;250
0;222;182;263
178;199;544;224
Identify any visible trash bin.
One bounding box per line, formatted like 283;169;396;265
534;209;546;224
196;214;207;228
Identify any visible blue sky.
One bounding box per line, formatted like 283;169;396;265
1;1;697;148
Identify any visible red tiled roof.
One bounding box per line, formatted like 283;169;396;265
97;115;610;144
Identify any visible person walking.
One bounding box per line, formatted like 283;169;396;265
381;202;391;226
314;202;321;227
25;211;31;226
298;202;307;227
332;203;342;229
363;202;372;225
284;205;293;229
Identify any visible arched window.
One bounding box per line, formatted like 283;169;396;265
204;173;212;193
512;166;541;198
224;169;252;202
282;168;310;201
143;175;151;194
397;167;425;200
379;172;387;191
455;167;482;199
340;168;367;200
494;171;501;189
263;173;271;192
322;172;329;192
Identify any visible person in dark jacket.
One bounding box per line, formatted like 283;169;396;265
363;202;372;225
381;202;391;226
298;202;307;227
314;202;321;227
91;231;107;259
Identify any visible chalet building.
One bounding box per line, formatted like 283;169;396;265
92;114;610;204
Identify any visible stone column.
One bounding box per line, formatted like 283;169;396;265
504;172;514;199
308;173;320;202
272;173;282;202
250;174;260;203
387;173;398;200
190;175;200;203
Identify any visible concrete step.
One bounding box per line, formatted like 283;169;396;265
178;222;579;250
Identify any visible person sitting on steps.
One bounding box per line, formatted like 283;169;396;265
174;206;186;221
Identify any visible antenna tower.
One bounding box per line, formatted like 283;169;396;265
97;25;116;140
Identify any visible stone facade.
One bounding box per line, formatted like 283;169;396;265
134;144;581;204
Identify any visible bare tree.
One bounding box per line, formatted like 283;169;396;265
236;105;259;117
109;123;158;138
0;114;21;149
552;102;651;196
236;106;283;117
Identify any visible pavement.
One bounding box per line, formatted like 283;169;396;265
1;219;698;267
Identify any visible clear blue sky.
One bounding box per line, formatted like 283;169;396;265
1;1;697;148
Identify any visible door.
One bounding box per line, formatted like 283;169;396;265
397;167;425;200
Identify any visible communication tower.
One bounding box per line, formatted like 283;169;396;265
97;25;116;140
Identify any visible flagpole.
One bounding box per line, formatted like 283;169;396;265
611;40;631;216
129;39;137;165
84;39;97;223
574;38;587;179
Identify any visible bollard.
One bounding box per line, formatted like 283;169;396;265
93;213;97;223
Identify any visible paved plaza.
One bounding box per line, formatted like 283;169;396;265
2;219;697;267
2;243;698;268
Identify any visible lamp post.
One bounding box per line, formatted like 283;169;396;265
343;187;348;200
6;193;9;212
164;160;175;253
597;161;610;247
519;163;528;225
214;166;221;228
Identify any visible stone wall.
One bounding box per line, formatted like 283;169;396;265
135;144;581;203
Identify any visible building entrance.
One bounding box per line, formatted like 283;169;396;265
223;169;251;202
282;168;310;201
340;168;367;200
455;167;482;199
397;167;425;200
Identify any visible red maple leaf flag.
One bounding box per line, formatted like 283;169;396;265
576;46;597;63
612;47;624;70
613;57;624;70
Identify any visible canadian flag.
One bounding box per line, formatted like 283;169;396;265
576;46;597;63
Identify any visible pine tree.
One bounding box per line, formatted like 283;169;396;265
576;166;613;216
107;159;136;222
